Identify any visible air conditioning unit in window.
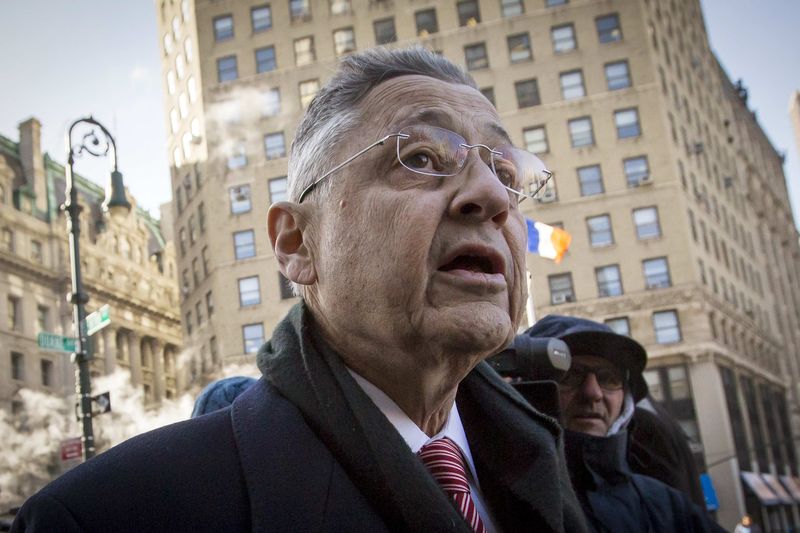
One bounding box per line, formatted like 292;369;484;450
538;189;557;203
551;293;573;304
637;174;653;186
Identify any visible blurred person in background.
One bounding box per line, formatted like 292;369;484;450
526;315;723;533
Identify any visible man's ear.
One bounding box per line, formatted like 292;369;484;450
267;202;317;286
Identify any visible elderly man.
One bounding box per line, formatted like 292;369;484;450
13;47;585;532
526;315;723;533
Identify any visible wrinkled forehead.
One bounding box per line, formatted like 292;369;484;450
356;74;511;146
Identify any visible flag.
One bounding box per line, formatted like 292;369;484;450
526;218;571;263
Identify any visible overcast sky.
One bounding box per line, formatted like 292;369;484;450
1;0;798;227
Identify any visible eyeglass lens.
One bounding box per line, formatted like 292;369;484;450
560;365;624;391
395;125;552;202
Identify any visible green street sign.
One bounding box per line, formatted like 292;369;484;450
38;332;76;353
85;304;111;336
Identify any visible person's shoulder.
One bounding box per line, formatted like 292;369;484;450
14;408;248;532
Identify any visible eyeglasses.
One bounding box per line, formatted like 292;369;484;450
298;124;554;204
559;363;627;391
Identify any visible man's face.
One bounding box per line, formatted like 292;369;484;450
558;355;625;437
306;75;528;371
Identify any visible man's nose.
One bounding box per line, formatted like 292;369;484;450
448;148;509;226
579;372;604;401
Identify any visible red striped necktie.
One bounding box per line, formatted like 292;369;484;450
418;437;487;533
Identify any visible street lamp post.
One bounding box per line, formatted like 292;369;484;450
64;116;130;461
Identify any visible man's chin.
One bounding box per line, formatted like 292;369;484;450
567;418;608;437
426;303;513;355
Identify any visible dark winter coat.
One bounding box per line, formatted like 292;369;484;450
13;302;586;532
564;429;724;533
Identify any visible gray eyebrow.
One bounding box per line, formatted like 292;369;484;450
394;109;512;146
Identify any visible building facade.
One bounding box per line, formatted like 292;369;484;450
157;0;800;528
0;118;184;417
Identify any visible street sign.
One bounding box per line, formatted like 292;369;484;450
37;332;76;353
85;304;111;336
92;391;111;416
60;437;83;461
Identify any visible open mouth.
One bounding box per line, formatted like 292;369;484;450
439;254;498;275
436;245;506;287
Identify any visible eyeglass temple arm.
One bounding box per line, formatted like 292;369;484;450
297;133;409;203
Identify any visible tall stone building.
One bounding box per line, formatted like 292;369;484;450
156;0;800;528
0;118;183;416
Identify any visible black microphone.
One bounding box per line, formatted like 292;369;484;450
488;336;571;383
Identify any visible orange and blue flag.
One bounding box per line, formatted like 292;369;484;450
526;218;571;263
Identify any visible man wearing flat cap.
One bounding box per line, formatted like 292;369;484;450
526;315;723;533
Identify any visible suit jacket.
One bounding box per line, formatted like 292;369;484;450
13;303;586;532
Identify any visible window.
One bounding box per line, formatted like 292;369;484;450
546;0;567;5
294;36;315;66
40;359;53;387
198;203;206;234
653;310;681;343
230;185;252;214
217;55;238;82
1;228;13;252
587;215;613;247
36;306;49;332
605;61;631;90
415;9;438;36
279;272;295;299
633;207;661;239
290;0;311;21
299;79;320;109
261;88;281;117
643;257;671;289
596;13;622;43
163;33;174;55
507;33;532;63
269;177;288;203
243;323;265;353
523;126;548;154
195;301;204;326
234;230;256;260
333;27;356;56
457;0;480;26
206;291;214;317
30;240;42;262
188;216;198;244
11;352;24;380
374;18;396;45
255;46;276;73
239;276;261;306
551;24;576;53
560;70;585;100
624;156;649;187
192;258;201;286
330;0;351;15
578;165;604;196
500;0;523;17
213;15;234;41
188;77;198;102
202;246;210;276
548;274;574;304
465;43;488;70
252;5;272;32
604;317;630;336
176;54;186;79
227;142;247;169
514;79;540;108
596;265;623;297
264;132;286;159
615;108;641;138
480;87;495;106
568;117;594;147
8;296;19;331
